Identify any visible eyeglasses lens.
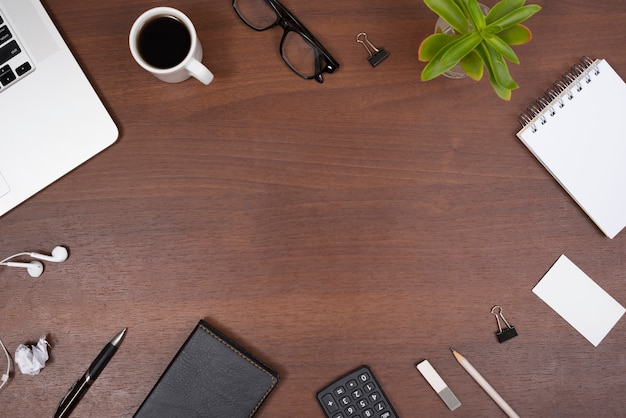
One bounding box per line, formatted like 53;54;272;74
235;0;327;80
282;31;317;78
234;0;278;30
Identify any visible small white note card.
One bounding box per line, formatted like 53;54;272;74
533;255;625;346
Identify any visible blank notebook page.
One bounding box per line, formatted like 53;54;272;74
517;59;626;238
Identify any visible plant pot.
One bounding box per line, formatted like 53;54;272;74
434;3;490;79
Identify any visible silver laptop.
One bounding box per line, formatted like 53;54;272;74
0;0;118;217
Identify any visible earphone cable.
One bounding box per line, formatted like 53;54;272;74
1;252;31;265
0;338;11;390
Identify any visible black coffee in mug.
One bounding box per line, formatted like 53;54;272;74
137;16;191;69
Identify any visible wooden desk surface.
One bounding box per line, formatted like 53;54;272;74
2;0;625;416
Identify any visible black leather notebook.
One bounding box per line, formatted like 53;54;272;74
134;320;279;418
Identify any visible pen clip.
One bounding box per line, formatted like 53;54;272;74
57;379;78;407
55;376;90;418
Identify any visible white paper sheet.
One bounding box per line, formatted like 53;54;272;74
532;255;625;346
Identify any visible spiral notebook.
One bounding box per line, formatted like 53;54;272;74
517;57;626;239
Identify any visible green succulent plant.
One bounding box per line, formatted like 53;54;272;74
418;0;541;100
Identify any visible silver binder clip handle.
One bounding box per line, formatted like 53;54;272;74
491;305;518;343
357;32;378;55
356;32;389;67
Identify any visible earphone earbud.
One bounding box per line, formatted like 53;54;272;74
1;246;68;278
4;261;44;277
28;246;69;263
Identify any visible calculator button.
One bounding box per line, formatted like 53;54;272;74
363;409;374;417
352;389;363;399
358;372;371;382
364;382;376;392
340;396;351;406
357;398;369;409
332;413;345;418
334;386;346;396
346;405;357;415
369;391;381;402
321;393;339;412
381;413;392;418
346;379;358;390
374;401;386;411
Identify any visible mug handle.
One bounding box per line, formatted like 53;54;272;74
187;60;214;85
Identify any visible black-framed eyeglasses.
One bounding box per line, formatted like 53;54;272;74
233;0;340;83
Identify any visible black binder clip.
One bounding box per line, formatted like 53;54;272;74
491;306;518;343
356;33;389;67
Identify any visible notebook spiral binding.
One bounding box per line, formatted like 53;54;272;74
517;56;600;132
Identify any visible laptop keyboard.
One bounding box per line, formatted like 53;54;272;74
0;10;35;93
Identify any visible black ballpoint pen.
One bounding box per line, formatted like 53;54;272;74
54;328;127;418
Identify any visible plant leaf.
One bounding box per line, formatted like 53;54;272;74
439;31;482;67
486;5;541;34
491;79;512;100
479;42;518;90
460;50;483;80
418;33;459;62
484;34;520;64
485;0;525;24
421;32;481;80
475;44;512;100
463;0;486;30
424;0;469;33
498;24;532;45
421;46;457;81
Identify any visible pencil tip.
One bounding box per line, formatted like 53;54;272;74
449;347;455;353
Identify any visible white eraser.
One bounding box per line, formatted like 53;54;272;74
417;360;461;411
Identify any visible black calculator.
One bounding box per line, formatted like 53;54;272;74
317;365;399;418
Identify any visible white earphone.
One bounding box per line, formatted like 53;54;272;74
0;339;10;390
0;246;69;277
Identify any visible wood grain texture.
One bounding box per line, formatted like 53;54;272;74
1;0;625;416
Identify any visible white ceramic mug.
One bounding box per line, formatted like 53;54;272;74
129;7;214;85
